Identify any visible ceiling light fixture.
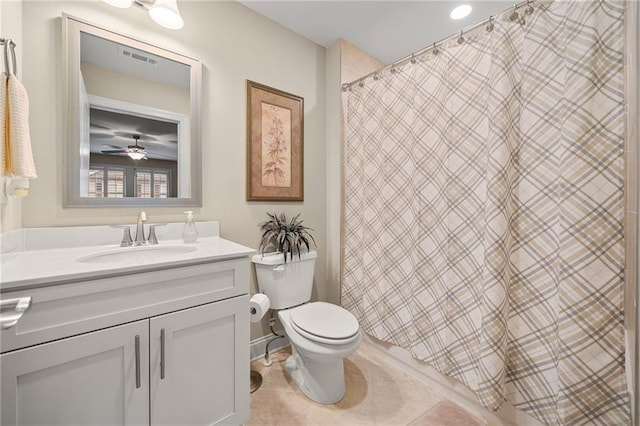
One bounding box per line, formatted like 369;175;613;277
127;135;147;160
102;0;184;30
128;151;146;161
450;4;472;20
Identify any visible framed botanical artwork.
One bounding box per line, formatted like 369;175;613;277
246;80;304;201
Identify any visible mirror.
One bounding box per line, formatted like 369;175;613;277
63;15;202;207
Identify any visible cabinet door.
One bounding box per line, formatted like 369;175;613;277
150;295;249;426
1;320;149;426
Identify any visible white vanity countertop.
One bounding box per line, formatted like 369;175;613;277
0;222;256;291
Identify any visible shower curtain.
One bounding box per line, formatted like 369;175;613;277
342;1;630;425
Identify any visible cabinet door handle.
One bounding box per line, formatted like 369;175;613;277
0;296;32;329
135;335;141;389
160;328;166;380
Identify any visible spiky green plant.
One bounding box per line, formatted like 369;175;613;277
258;212;316;262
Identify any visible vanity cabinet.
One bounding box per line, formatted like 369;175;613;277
1;257;250;426
150;295;249;425
1;319;150;425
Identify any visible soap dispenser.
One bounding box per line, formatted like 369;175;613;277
182;211;199;243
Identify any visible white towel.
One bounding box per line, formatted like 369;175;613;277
3;74;36;178
0;74;6;175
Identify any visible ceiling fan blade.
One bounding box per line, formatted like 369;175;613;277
101;144;126;150
113;132;159;142
148;153;176;160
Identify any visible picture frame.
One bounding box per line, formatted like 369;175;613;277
246;80;304;201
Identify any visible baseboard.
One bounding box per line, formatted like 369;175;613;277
625;329;635;419
250;331;290;362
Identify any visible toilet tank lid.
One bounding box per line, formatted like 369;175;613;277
251;250;317;265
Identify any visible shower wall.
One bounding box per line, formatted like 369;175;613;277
326;39;384;308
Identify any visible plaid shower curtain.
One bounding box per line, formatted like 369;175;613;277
342;1;631;424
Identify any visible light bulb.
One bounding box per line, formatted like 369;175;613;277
102;0;133;8
149;0;184;30
450;4;472;20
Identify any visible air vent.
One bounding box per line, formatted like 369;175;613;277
120;48;159;66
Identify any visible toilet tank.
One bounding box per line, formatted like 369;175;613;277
251;250;317;309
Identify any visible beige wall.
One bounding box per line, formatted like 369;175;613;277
0;0;23;233
81;62;190;115
19;1;326;340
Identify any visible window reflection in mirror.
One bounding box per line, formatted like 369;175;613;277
63;15;202;207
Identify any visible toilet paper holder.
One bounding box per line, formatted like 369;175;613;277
249;293;271;393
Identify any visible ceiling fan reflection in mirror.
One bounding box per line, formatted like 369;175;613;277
101;134;148;160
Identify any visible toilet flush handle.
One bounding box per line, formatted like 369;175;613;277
273;265;285;272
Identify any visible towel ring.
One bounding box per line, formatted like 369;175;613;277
3;41;10;76
3;39;17;76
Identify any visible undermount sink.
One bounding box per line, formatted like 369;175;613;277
77;245;197;264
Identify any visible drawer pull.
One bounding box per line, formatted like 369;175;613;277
160;328;166;380
135;335;141;389
0;296;32;329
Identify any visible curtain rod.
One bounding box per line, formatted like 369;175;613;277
343;0;537;90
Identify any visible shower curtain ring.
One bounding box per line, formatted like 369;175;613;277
486;16;494;32
341;83;349;92
359;81;365;88
525;0;534;15
373;72;379;81
509;5;520;22
410;54;417;64
457;30;465;44
433;43;439;55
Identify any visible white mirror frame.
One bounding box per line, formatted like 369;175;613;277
62;14;202;207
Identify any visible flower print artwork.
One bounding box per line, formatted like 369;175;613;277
261;103;292;187
246;80;303;201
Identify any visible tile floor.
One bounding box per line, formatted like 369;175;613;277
248;340;488;425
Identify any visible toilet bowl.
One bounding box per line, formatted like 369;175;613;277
251;251;362;404
278;302;362;404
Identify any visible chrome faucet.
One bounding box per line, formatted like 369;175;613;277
134;211;148;246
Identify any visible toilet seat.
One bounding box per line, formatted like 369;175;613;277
289;302;360;345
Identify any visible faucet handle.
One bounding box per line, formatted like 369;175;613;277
111;225;133;247
147;223;167;245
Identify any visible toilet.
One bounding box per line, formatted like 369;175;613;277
252;250;362;404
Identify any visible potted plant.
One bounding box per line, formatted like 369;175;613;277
258;212;316;262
